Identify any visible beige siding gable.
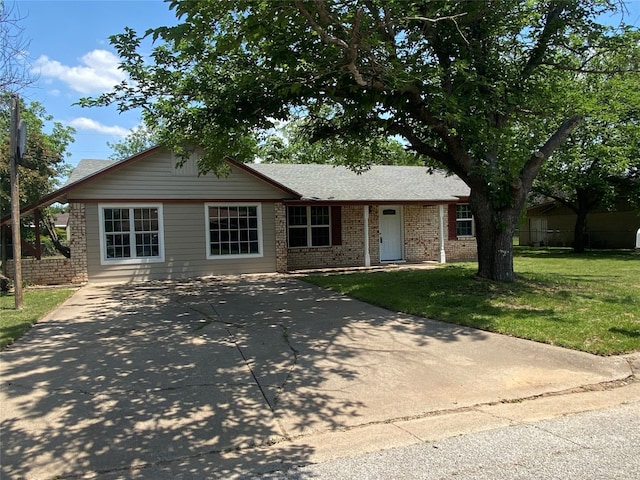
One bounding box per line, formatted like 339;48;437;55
173;152;200;177
70;151;290;201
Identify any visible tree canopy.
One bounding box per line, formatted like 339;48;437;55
82;0;640;280
533;51;640;252
107;124;158;161
259;118;422;168
0;95;74;217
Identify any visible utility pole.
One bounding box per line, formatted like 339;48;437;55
9;93;23;309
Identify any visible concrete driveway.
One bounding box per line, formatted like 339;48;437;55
0;275;632;479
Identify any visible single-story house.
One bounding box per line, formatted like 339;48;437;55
2;147;477;284
519;200;640;249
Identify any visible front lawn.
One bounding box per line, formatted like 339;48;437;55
0;288;75;349
304;248;640;355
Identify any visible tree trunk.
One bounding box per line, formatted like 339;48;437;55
470;190;520;282
39;210;71;259
573;207;589;253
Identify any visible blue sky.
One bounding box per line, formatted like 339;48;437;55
13;0;640;170
16;0;177;167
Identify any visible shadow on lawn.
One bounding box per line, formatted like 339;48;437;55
0;275;488;479
305;267;569;330
513;247;637;261
610;327;640;338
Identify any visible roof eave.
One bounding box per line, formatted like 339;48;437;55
227;158;303;198
1;146;163;225
284;197;467;204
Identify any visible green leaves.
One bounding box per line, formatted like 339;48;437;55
0;95;74;213
77;0;638;278
533;27;640;213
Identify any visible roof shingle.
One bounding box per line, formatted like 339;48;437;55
64;159;116;186
250;163;469;202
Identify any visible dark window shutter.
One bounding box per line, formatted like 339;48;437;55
448;204;458;240
331;206;342;245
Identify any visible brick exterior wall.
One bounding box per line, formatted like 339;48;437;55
442;205;477;262
68;203;88;283
403;205;477;262
274;202;288;273
5;202;88;286
5;257;76;285
286;204;477;271
404;205;440;262
444;238;477;262
287;205;367;270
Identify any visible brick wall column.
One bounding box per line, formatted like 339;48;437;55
69;202;88;283
274;202;288;272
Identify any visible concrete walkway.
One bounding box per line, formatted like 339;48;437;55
0;275;636;479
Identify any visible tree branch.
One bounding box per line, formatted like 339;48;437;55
406;13;469;45
547;193;578;213
520;2;565;82
295;1;349;50
519;115;584;194
296;0;373;87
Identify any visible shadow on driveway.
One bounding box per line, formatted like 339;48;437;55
0;275;629;478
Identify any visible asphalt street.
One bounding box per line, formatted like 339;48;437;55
269;401;640;480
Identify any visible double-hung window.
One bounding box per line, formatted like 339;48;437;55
99;204;164;264
206;203;263;258
287;206;331;247
456;204;474;237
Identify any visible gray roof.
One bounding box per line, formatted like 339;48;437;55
64;159;117;185
63;156;469;203
53;213;69;227
250;163;469;202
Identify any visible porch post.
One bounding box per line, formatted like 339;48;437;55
438;204;446;263
34;209;42;260
363;205;371;267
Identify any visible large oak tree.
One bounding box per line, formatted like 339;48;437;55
83;0;639;280
532;45;640;252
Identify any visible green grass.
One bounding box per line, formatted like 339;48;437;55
304;248;640;355
0;288;75;349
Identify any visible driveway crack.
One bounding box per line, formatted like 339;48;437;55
170;294;277;411
170;290;299;432
226;325;276;412
272;323;299;408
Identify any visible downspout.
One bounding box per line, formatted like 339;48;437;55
438;204;446;263
364;205;371;267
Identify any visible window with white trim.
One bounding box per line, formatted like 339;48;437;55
456;204;474;237
99;204;164;264
206;203;263;258
287;206;331;247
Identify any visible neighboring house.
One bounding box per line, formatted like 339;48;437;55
23;213;68;237
53;213;70;229
2;147;476;284
519;200;640;249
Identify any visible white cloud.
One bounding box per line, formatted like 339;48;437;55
68;117;130;137
32;49;126;95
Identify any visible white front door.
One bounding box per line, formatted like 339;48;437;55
379;206;403;262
